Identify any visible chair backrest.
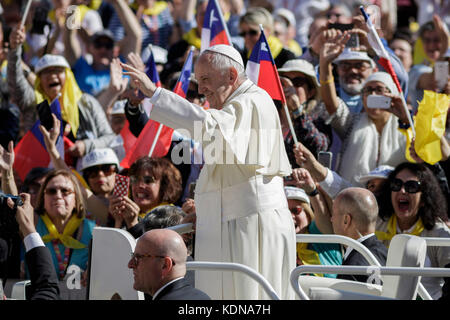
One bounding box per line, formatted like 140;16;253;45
382;234;427;299
88;227;144;300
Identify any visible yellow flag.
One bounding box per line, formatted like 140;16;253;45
414;90;449;164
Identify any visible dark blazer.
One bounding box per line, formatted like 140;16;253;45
152;277;210;301
338;234;388;283
25;246;60;300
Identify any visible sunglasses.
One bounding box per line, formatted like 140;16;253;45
337;62;371;71
288;76;312;89
94;41;114;50
130;175;156;185
130;252;167;266
44;187;75;196
186;89;206;102
239;29;259;37
390;179;422;193
362;86;390;95
85;164;117;179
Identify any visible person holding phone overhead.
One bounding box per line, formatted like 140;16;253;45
7;24;115;162
318;32;409;186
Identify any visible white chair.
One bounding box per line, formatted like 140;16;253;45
292;234;430;300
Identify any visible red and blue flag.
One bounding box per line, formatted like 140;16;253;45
245;28;286;104
200;0;232;52
14;98;64;181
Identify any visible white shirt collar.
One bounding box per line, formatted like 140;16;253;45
343;233;375;261
152;277;184;300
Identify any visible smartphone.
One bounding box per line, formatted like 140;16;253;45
328;23;354;31
188;182;196;199
113;174;130;197
366;94;392;109
37;100;53;131
318;151;333;169
434;61;449;92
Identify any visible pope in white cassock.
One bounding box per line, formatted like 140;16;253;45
121;45;296;300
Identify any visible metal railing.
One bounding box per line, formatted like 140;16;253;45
290;265;450;300
295;233;433;300
186;261;280;300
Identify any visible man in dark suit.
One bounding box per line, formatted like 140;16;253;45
331;187;388;283
128;228;210;300
7;193;60;300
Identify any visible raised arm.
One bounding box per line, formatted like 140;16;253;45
109;0;142;57
62;12;82;67
0;141;18;195
319;31;350;116
7;25;38;132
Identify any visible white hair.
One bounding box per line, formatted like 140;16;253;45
202;51;246;80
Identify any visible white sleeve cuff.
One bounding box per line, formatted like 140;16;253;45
149;87;162;105
23;232;45;252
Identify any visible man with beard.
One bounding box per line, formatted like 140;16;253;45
332;49;377;114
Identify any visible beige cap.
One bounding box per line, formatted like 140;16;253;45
204;44;244;68
278;59;320;89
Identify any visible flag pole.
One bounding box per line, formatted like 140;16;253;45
148;124;163;158
20;0;33;29
360;6;415;137
258;24;299;144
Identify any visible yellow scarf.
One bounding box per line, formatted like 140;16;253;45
288;39;302;57
182;28;202;49
89;0;102;11
41;214;86;249
375;215;425;245
139;202;173;219
131;1;168;16
296;239;324;277
35;68;82;137
247;35;283;60
49;5;91;25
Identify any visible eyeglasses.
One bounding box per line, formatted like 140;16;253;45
337;62;371;72
390;178;422;193
94;41;114;50
130;175;156;186
84;164;117;179
288;76;312;89
422;37;440;44
239;29;259;37
130;252;166;266
44;187;75;196
362;86;390;95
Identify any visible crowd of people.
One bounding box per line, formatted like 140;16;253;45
0;0;449;301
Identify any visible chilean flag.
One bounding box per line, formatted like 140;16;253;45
360;6;402;94
173;47;194;98
200;0;232;52
14;99;64;181
246;27;286;104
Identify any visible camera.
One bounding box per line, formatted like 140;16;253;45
0;192;23;209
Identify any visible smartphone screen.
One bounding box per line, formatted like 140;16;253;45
318;151;333;169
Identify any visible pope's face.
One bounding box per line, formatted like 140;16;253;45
195;54;234;109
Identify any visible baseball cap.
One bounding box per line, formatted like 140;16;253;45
356;165;394;184
278;59;320;89
362;72;399;96
80;148;119;171
284;186;310;206
91;30;115;43
333;49;375;68
111;100;125;115
35;54;70;74
204;44;244;68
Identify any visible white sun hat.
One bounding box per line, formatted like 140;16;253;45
35;54;70;74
